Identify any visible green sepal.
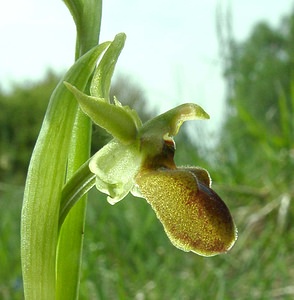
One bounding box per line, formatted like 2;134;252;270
64;83;141;144
90;33;126;99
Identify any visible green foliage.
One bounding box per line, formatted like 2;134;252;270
212;3;294;262
219;11;294;180
21;42;107;300
217;9;294;215
224;17;293;132
0;185;24;300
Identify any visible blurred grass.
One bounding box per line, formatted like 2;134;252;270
0;184;24;300
0;174;293;299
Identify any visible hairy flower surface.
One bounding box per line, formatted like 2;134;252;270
135;154;237;256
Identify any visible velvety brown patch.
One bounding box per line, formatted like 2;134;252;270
135;168;237;256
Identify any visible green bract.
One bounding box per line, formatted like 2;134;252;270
66;75;238;256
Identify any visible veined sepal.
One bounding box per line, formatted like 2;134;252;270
64;83;141;144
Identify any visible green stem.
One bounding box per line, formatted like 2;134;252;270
56;111;92;300
59;160;96;228
56;1;103;298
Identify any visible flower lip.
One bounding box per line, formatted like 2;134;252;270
135;167;237;256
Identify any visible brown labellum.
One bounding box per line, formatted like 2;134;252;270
135;168;237;256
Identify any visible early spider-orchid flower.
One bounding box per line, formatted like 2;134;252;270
65;82;237;257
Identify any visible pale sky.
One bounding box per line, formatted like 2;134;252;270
0;0;293;132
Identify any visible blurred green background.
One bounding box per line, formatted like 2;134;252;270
1;10;294;300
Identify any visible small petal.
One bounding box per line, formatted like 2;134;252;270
135;168;237;256
139;103;210;140
138;104;209;163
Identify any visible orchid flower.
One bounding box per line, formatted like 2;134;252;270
65;81;237;257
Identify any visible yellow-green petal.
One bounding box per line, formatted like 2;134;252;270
135;169;237;256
